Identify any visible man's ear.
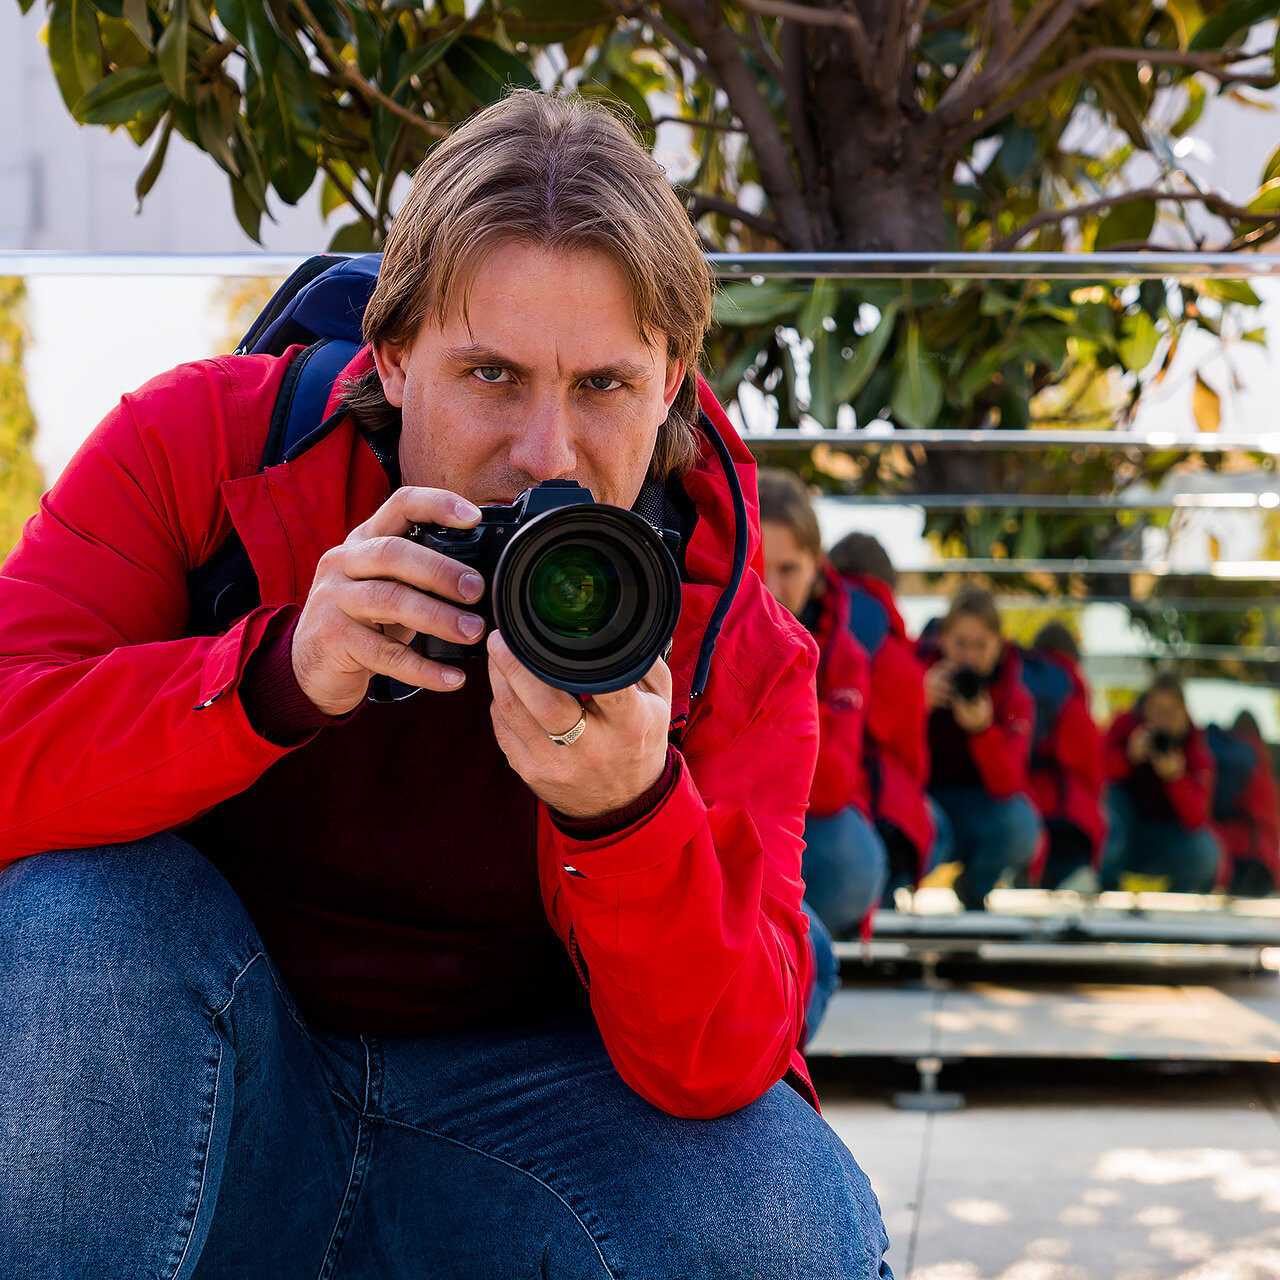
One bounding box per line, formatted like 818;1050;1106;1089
372;341;408;408
662;358;687;415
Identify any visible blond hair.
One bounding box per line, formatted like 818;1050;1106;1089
345;90;713;481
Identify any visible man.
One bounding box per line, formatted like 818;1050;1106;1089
0;92;891;1277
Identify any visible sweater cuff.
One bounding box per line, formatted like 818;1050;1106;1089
239;614;360;745
551;744;681;840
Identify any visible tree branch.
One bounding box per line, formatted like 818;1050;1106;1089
292;0;450;141
653;0;814;248
687;193;785;240
949;45;1278;148
734;0;877;89
922;0;990;35
650;114;746;131
933;0;1092;128
992;186;1280;251
320;159;378;229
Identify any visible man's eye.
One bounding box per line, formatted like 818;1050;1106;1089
473;366;511;384
585;375;622;392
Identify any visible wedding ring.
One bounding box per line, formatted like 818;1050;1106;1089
548;711;587;747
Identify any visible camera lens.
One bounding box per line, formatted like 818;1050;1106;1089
528;545;621;638
494;505;681;695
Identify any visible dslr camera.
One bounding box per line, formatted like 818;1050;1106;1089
407;479;682;696
1149;728;1177;756
952;667;988;703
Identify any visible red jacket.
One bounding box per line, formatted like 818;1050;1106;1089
1105;708;1214;831
1211;727;1280;887
0;350;820;1120
1025;650;1107;857
806;564;871;819
839;571;934;867
918;633;1034;800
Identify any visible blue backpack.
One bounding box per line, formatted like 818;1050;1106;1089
1207;724;1258;819
843;583;891;660
185;254;387;636
1019;649;1075;766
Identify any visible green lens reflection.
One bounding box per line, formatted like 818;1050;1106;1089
529;545;620;637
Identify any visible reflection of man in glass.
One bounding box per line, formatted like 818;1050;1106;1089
0;92;892;1277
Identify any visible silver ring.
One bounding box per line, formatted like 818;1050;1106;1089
548;711;587;747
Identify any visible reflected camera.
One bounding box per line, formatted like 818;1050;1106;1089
952;667;987;703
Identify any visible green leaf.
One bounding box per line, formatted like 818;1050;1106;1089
712;281;809;327
1171;81;1207;137
503;0;611;42
1247;177;1280;214
1189;0;1278;52
230;176;265;242
74;66;170;125
1118;310;1159;372
157;0;190;101
890;319;943;430
797;278;833;342
956;346;1007;404
134;109;173;204
443;36;539;108
1265;144;1280;186
394;29;465;95
122;0;151;47
349;7;383;79
328;220;378;252
1094;198;1156;250
834;301;900;402
49;0;104;114
195;92;240;175
1201;279;1263;307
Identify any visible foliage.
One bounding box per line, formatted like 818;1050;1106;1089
21;0;1280;675
0;279;46;560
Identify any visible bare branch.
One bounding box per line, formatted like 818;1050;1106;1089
654;0;814;248
748;11;786;82
650;114;747;132
992;186;1280;251
923;0;990;35
734;0;877;88
643;9;713;73
293;0;450;140
950;45;1278;148
319;159;378;229
933;0;1092;128
687;193;786;240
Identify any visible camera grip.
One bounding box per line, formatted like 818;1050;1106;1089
420;633;479;665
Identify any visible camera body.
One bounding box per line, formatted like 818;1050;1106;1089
1149;728;1177;757
952;666;988;703
406;479;682;696
408;479;594;661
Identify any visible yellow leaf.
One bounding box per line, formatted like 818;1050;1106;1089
1193;373;1221;433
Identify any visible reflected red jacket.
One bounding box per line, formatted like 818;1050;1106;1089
1105;708;1214;831
1212;727;1280;885
917;633;1034;800
1026;650;1107;857
839;571;934;865
805;564;871;820
0;350;820;1120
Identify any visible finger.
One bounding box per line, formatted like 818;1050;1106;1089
340;578;485;649
486;630;584;736
349;486;481;542
336;536;486;606
590;654;671;715
343;620;468;692
489;657;573;759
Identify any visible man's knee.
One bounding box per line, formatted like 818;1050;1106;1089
0;835;263;1013
634;1087;892;1279
987;795;1042;868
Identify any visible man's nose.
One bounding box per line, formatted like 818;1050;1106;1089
507;393;577;482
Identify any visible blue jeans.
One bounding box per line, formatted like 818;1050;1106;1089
929;787;1042;909
0;836;892;1279
802;900;840;1043
1100;786;1220;894
803;806;890;939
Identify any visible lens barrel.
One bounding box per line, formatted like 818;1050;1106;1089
493;505;681;695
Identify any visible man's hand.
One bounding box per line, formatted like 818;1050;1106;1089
952;691;994;735
925;663;954;711
292;487;487;716
1127;724;1152;766
487;630;672;821
1152;747;1187;783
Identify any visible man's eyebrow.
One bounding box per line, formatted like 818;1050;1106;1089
442;343;654;383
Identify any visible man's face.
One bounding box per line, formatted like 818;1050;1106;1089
760;521;820;618
374;241;686;510
939;614;1002;677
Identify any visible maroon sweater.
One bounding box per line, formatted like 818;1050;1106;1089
180;620;674;1037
